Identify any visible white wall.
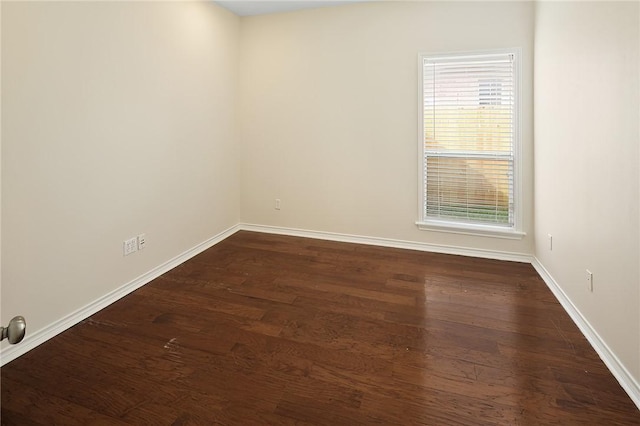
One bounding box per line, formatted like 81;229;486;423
1;2;240;349
238;1;534;257
534;1;640;382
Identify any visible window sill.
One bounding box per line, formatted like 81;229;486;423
416;220;526;240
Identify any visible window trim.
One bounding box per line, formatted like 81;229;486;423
416;48;524;239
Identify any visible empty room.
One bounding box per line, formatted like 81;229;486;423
1;0;639;424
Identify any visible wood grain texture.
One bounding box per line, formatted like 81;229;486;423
2;231;639;425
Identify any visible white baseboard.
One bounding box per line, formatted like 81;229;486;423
3;222;638;412
238;223;533;263
0;224;241;366
0;223;529;366
531;258;640;410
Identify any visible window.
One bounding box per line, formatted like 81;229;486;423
417;49;523;238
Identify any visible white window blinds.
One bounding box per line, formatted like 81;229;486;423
421;51;518;228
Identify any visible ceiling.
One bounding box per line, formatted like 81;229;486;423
215;1;370;17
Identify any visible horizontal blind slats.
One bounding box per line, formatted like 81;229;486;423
422;52;515;227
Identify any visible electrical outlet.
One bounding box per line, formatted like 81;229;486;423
123;237;137;256
137;234;146;250
275;199;281;210
548;234;553;251
586;269;593;292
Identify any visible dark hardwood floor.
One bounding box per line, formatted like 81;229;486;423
2;231;639;425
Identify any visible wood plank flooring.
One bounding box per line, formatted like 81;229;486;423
2;231;639;425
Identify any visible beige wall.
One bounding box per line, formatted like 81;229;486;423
1;2;240;345
534;2;640;380
238;1;534;256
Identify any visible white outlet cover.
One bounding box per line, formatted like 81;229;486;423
123;237;137;256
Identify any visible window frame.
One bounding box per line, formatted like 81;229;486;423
416;48;525;239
